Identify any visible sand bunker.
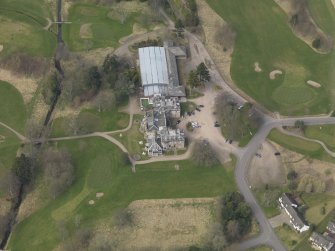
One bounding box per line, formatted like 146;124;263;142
0;135;5;143
269;70;283;80
254;62;262;72
0;45;3;52
307;80;321;88
96;192;104;198
88;200;95;205
80;23;92;39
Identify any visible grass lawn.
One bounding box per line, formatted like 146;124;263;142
304;125;335;151
180;101;197;114
0;0;56;57
253;188;283;218
112;114;147;159
275;224;307;251
205;0;335;115
50;108;129;137
63;3;138;51
0;126;21;179
307;0;335;36
268;129;324;158
0;81;27;133
8;137;236;251
302;193;335;225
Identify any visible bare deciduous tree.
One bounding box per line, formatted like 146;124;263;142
192;140;219;168
42;148;74;199
94;90;116;112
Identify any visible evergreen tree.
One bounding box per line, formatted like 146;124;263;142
87;66;102;90
187;70;201;88
196;62;211;83
12;154;33;185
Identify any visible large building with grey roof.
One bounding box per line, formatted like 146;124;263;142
138;42;186;97
279;193;309;233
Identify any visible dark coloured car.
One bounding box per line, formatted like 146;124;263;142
274;152;281;156
176;120;181;124
214;121;220;127
196;107;201;112
199;105;204;108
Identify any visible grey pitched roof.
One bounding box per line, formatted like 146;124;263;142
279;193;308;230
310;232;335;251
327;222;335;234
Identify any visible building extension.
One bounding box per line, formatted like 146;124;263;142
138;42;186;97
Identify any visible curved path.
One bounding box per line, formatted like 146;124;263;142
0;122;27;141
279;128;335;157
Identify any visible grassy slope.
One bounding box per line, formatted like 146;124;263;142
50;109;129;137
0;126;21;178
307;0;335;35
9;137;236;251
0;0;56;57
305;125;335;151
268;129;325;159
206;0;335;115
0;81;27;133
63;3;137;51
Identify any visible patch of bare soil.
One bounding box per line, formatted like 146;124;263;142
307;80;321;88
332;0;335;10
269;70;283;80
79;23;92;39
271;142;335;193
254;62;262;72
248;141;285;188
196;0;234;84
76;47;114;65
132;23;147;35
274;0;333;54
88;200;95;205
0;198;11;217
0;45;3;53
95;198;217;250
30;92;49;122
0;68;38;103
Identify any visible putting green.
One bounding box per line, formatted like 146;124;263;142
0;0;56;57
63;3;138;51
0;81;27;132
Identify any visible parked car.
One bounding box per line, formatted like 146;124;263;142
274;152;281;156
214;121;220;127
199;105;204;108
229;140;233;144
196;107;201;112
176;120;181;124
255;153;262;158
